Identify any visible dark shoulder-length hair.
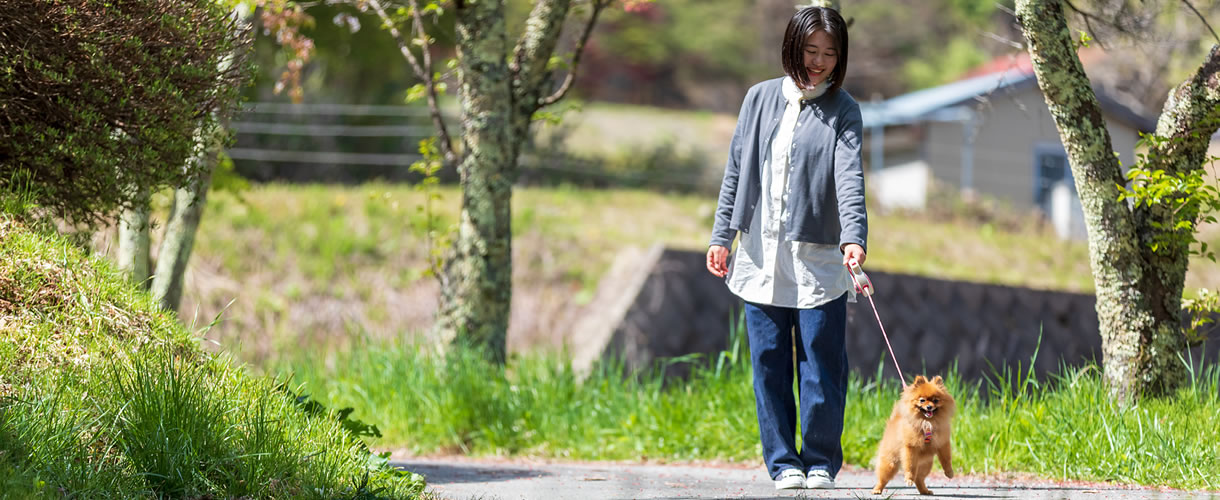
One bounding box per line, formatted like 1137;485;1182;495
781;6;849;93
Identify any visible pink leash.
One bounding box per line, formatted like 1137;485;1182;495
847;259;908;389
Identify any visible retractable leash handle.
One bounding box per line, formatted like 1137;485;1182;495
847;258;873;297
847;258;908;388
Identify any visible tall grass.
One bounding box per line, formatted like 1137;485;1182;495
0;216;425;499
282;319;1220;490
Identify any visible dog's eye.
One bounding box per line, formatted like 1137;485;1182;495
932;398;940;404
918;398;925;403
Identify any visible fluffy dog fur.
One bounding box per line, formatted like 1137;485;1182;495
871;375;956;495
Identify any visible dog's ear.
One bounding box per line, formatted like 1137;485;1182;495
931;375;944;386
912;375;927;386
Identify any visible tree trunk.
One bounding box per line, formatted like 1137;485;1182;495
434;0;515;362
151;130;219;313
1016;0;1220;399
1132;44;1220;391
1017;0;1158;401
117;187;151;289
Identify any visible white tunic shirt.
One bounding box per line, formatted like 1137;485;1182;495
725;76;855;308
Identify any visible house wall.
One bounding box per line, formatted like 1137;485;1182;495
921;85;1140;210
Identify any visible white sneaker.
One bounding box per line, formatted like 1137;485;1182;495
774;468;806;490
805;469;834;489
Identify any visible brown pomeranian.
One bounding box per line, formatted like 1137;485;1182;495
871;375;956;496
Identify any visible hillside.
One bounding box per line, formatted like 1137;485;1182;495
0;215;422;498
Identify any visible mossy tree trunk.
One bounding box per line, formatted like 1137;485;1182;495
1016;0;1220;400
150;126;221;313
430;0;609;362
117;188;152;290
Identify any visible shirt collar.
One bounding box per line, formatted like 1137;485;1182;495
782;76;829;104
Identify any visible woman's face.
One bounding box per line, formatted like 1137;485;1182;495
802;29;837;87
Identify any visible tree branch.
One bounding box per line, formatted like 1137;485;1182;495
538;0;610;108
1061;0;1105;49
406;0;458;165
1148;44;1220;176
1181;0;1220;45
509;0;572;111
366;0;457;164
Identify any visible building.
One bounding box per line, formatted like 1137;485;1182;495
860;52;1156;239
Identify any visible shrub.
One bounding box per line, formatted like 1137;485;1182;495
0;0;250;225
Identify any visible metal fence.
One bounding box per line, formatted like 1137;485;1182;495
226;101;717;191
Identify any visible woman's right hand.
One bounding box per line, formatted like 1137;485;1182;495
706;245;730;278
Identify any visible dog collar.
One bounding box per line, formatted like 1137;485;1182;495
923;430;932;443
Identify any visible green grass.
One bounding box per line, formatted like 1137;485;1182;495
185;183;1220;295
278;320;1220;490
119;183;1217;363
0;216;425;499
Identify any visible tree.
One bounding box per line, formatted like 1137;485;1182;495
116;0;313;311
0;0;248;226
1015;0;1220;400
331;0;640;362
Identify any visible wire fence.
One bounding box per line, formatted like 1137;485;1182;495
227;102;717;192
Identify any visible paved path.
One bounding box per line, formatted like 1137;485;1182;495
396;458;1218;500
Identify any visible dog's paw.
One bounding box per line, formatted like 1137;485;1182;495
904;477;915;486
919;488;934;496
944;469;955;479
871;487;884;495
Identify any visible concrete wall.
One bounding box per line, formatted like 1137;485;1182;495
570;247;1220;383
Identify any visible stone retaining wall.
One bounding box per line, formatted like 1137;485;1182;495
569;245;1220;382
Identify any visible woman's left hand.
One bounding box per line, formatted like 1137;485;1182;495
842;243;866;267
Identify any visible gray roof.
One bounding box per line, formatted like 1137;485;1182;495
860;68;1155;133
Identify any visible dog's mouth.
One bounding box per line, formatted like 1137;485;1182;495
919;406;937;418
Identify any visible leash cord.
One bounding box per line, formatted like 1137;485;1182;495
848;259;908;388
864;293;907;389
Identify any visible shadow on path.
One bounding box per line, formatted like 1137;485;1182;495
398;460;550;485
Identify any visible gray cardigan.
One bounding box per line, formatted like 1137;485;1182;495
709;77;868;252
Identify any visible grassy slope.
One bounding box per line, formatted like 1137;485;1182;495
0;216;422;499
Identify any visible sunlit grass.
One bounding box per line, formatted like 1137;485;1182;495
0;216;425;499
281;321;1220;490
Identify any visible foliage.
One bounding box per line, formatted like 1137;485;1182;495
902;37;989;90
1183;288;1220;346
595;0;761;79
0;0;251;226
1117;133;1220;262
407;137;453;280
1117;128;1220;347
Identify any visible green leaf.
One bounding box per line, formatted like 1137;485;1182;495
407;83;430;104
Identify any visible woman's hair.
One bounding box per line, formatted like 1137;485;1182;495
781;6;849;93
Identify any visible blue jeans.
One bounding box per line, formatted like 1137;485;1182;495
744;294;848;480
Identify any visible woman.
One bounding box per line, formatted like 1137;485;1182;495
705;6;866;491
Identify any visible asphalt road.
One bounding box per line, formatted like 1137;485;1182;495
396;457;1219;500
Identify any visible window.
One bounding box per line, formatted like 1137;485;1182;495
1034;147;1073;211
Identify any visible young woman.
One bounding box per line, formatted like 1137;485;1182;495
705;6;866;490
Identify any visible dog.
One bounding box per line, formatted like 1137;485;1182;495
871;375;956;495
